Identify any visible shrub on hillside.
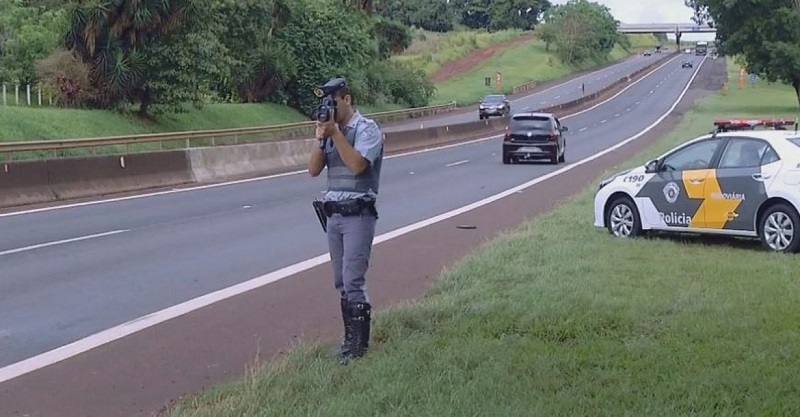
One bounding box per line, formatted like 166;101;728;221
34;48;96;108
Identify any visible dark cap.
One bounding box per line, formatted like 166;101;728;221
313;77;347;98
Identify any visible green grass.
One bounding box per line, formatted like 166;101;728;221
0;33;657;143
162;58;800;417
431;34;657;105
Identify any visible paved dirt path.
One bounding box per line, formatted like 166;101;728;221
0;58;727;417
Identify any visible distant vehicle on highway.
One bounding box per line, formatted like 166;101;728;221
643;50;652;56
593;118;800;253
478;94;510;120
681;60;693;68
695;41;708;55
502;112;568;165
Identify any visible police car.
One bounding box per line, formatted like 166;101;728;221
593;118;800;252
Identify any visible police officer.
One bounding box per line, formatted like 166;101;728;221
307;78;384;364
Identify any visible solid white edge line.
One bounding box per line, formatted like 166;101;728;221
0;56;660;219
0;54;706;384
0;230;128;256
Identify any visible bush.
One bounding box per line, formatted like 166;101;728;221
34;48;96;108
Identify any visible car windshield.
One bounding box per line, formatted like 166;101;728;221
511;116;552;130
788;137;800;148
483;96;504;103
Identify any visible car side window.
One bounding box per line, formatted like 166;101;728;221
661;138;723;171
718;138;779;168
761;145;780;165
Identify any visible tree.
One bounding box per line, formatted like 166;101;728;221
686;0;800;108
374;0;454;32
63;0;197;113
0;0;66;85
449;0;550;31
538;0;621;66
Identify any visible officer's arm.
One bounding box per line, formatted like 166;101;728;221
308;146;326;177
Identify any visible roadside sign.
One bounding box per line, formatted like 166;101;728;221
749;73;757;86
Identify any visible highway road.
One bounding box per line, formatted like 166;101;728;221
0;52;705;370
383;51;664;132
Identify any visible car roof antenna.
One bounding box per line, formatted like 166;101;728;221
795;116;799;133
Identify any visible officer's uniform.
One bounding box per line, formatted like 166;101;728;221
321;109;384;362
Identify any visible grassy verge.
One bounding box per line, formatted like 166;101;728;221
431;34;657;105
0;33;657;143
162;59;800;416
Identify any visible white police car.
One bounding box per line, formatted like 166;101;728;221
594;118;800;252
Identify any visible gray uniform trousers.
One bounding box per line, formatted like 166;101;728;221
326;212;377;304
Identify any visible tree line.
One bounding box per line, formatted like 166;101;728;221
685;0;800;107
0;0;632;118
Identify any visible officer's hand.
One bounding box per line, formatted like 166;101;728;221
316;119;338;140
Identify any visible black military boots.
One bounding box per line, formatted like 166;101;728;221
337;301;371;365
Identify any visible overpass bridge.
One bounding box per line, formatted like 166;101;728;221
618;22;716;46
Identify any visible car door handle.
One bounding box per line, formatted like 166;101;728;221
689;179;705;184
752;173;770;181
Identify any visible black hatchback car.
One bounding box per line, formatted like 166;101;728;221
502;112;568;164
478;94;510;119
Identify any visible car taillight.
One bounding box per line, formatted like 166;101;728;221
549;130;558;141
504;128;511;141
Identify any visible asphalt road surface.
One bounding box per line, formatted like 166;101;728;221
0;52;705;370
382;52;665;132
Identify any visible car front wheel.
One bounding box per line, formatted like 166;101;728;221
605;196;643;238
758;203;800;253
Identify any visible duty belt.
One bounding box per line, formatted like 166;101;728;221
322;198;377;217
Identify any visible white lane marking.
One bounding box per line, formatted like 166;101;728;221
554;95;561;99
615;113;620;117
0;55;681;220
0;230;129;257
0;54;705;384
579;127;588;132
522;106;530;110
540;101;547;104
445;160;469;167
600;119;607;124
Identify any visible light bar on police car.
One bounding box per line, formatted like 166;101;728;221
713;117;797;130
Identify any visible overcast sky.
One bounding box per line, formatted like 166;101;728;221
549;0;715;40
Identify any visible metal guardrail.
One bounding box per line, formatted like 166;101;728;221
0;101;458;160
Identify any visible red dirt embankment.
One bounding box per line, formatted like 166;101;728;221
428;33;537;82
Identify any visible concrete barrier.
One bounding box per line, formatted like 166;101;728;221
0;52;678;209
47;150;194;201
187;138;317;182
0;160;57;207
0;150;193;208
